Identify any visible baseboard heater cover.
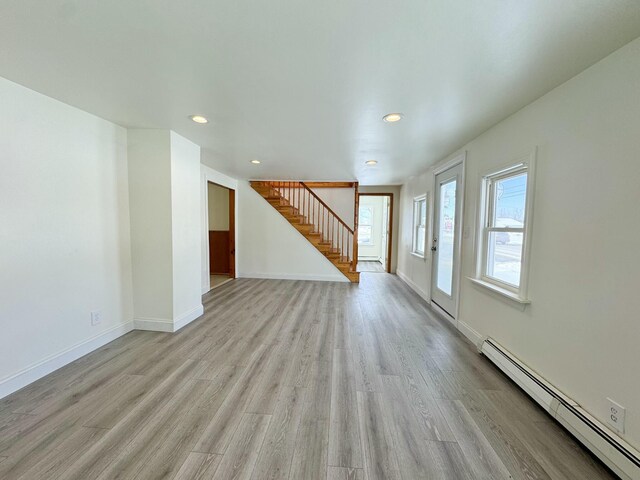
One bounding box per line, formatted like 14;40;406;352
481;338;640;480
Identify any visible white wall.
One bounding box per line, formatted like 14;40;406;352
311;187;355;228
397;37;640;449
358;195;385;260
0;77;134;396
208;183;229;231
169;132;203;324
237;182;348;282
127;130;173;322
128;129;203;332
397;175;432;297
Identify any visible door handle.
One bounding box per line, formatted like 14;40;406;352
431;246;437;251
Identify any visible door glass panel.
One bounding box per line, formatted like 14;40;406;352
486;231;523;287
436;179;457;295
358;225;372;244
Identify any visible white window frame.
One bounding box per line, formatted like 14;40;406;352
412;194;427;257
472;152;536;303
358;205;375;246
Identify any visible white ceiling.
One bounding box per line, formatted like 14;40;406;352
1;1;639;184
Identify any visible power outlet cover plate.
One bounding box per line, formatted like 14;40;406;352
91;311;102;326
606;398;625;434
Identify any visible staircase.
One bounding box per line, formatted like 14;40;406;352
250;181;360;283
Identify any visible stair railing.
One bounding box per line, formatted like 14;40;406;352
260;181;355;269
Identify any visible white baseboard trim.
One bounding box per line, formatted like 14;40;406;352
174;304;204;332
457;320;485;350
133;316;175;332
0;321;134;400
237;272;349;283
134;304;204;333
396;269;430;301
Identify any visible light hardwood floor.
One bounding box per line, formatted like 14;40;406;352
0;275;614;479
210;274;232;290
357;261;385;273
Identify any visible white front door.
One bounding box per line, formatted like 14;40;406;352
431;163;463;317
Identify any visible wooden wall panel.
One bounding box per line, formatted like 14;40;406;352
209;230;230;274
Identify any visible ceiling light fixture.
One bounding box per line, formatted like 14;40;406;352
190;115;208;124
365;160;378;166
250;159;261;164
383;113;403;123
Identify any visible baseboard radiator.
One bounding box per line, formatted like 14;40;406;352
481;338;640;480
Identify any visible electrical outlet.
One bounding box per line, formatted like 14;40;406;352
606;398;625;434
90;311;102;326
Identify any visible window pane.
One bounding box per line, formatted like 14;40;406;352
418;199;426;227
486;231;523;287
416;226;425;254
437;180;456;295
358;225;372;244
492;173;527;227
413;198;426;254
359;206;373;226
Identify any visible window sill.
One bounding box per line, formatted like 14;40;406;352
467;277;531;305
410;252;427;261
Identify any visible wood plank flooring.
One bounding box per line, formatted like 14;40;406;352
0;275;615;479
210;275;232;290
357;261;385;273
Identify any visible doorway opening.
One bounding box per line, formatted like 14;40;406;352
356;193;393;273
207;181;235;290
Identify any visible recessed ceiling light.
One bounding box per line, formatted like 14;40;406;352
190;115;208;124
250;159;261;164
365;160;378;166
383;113;403;123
